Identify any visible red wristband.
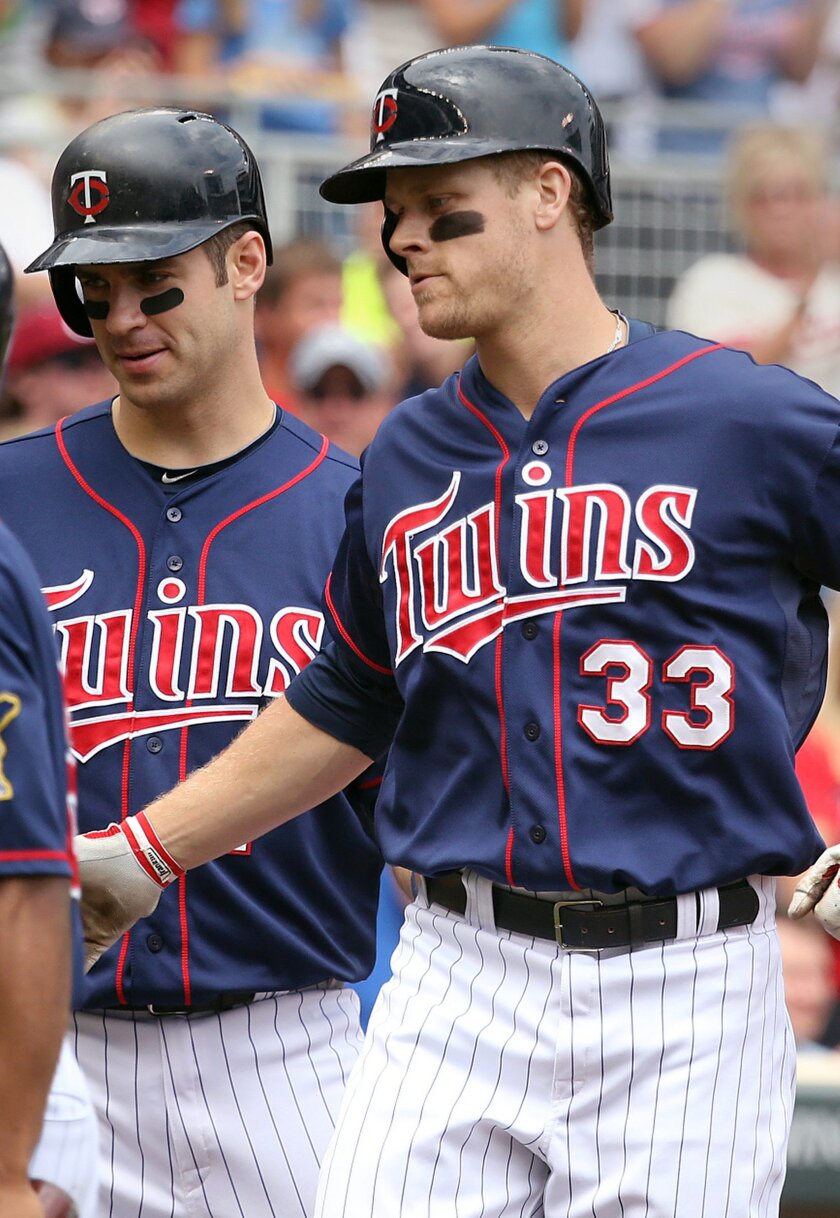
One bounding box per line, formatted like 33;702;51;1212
121;811;184;887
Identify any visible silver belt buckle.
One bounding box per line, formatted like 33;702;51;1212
553;898;603;949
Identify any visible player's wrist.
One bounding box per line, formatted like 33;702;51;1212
120;811;185;887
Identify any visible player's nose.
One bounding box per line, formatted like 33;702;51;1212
389;212;431;259
101;285;148;335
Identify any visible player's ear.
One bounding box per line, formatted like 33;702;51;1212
533;161;572;233
229;230;267;301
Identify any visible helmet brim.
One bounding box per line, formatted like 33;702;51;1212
26;218;269;273
320;137;614;228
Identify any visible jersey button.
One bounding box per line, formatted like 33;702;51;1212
522;620;538;640
524;721;541;742
167;555;183;572
532;439;549;456
529;825;546;844
166;507;182;523
146;934;164;953
147;736;163;753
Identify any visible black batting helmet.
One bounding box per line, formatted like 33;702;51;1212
0;240;13;375
26;107;273;337
320;45;612;273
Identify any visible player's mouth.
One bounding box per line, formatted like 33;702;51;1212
113;347;168;374
409;271;443;295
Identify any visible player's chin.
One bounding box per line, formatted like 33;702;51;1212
416;304;472;343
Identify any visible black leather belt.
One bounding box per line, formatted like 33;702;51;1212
425;873;760;950
105;990;257;1016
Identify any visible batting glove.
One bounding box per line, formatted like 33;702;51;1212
787;843;840;937
74;811;185;971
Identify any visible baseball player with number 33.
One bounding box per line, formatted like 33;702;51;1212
72;46;840;1218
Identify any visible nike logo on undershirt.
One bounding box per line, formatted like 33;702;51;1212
161;470;197;483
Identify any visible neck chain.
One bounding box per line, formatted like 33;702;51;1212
605;310;626;355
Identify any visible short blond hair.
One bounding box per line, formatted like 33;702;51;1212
725;123;829;240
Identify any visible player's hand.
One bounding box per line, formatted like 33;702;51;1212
74;811;184;970
787;843;840;935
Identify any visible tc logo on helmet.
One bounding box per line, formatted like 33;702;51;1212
68;170;110;225
372;89;399;143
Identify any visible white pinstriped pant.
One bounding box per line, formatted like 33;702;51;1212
316;872;794;1218
73;985;364;1218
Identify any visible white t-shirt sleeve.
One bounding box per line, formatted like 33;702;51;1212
0;158;55;274
666;255;797;344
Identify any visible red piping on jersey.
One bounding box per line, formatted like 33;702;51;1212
325;574;393;675
55;418;148;1004
552;342;723;887
356;775;383;791
457;377;516;883
168;432;332;1005
0;849;70;861
552;612;578;889
564;344;722;485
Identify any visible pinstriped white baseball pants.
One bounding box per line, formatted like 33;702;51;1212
73;986;364;1218
316;873;794;1218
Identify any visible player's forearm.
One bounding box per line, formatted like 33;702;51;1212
144;695;373;870
0;877;71;1186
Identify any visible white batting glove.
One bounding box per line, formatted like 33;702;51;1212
74;812;185;971
787;843;840;938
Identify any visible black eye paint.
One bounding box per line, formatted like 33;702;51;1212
141;287;184;316
429;211;486;242
83;300;109;319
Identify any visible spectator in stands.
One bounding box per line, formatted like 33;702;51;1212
633;0;831;154
777;914;838;1050
289;322;394;457
255;236;344;410
570;1;662;157
172;0;357;133
666;123;840;397
0;303;116;439
418;0;585;64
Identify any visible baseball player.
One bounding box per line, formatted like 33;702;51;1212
0;240;97;1218
0;108;383;1218
64;46;840;1216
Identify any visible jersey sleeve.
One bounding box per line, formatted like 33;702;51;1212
285;470;403;757
797;421;840;589
0;528;73;877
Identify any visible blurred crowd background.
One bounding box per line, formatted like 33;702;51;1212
5;0;840;1063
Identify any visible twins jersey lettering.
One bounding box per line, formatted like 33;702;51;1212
0;404;382;1008
291;326;833;894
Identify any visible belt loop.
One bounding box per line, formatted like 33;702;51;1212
697;885;720;937
675;890;699;941
463;869;495;931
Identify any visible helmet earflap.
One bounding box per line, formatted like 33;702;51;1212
380;208;407;277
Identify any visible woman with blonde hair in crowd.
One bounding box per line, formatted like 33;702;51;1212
667;121;840;397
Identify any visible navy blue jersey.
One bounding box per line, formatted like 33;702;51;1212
0;521;84;1001
289;328;837;894
0;404;382;1008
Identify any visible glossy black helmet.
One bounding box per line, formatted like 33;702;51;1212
0;240;14;376
26;107;273;336
320;45;612;271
